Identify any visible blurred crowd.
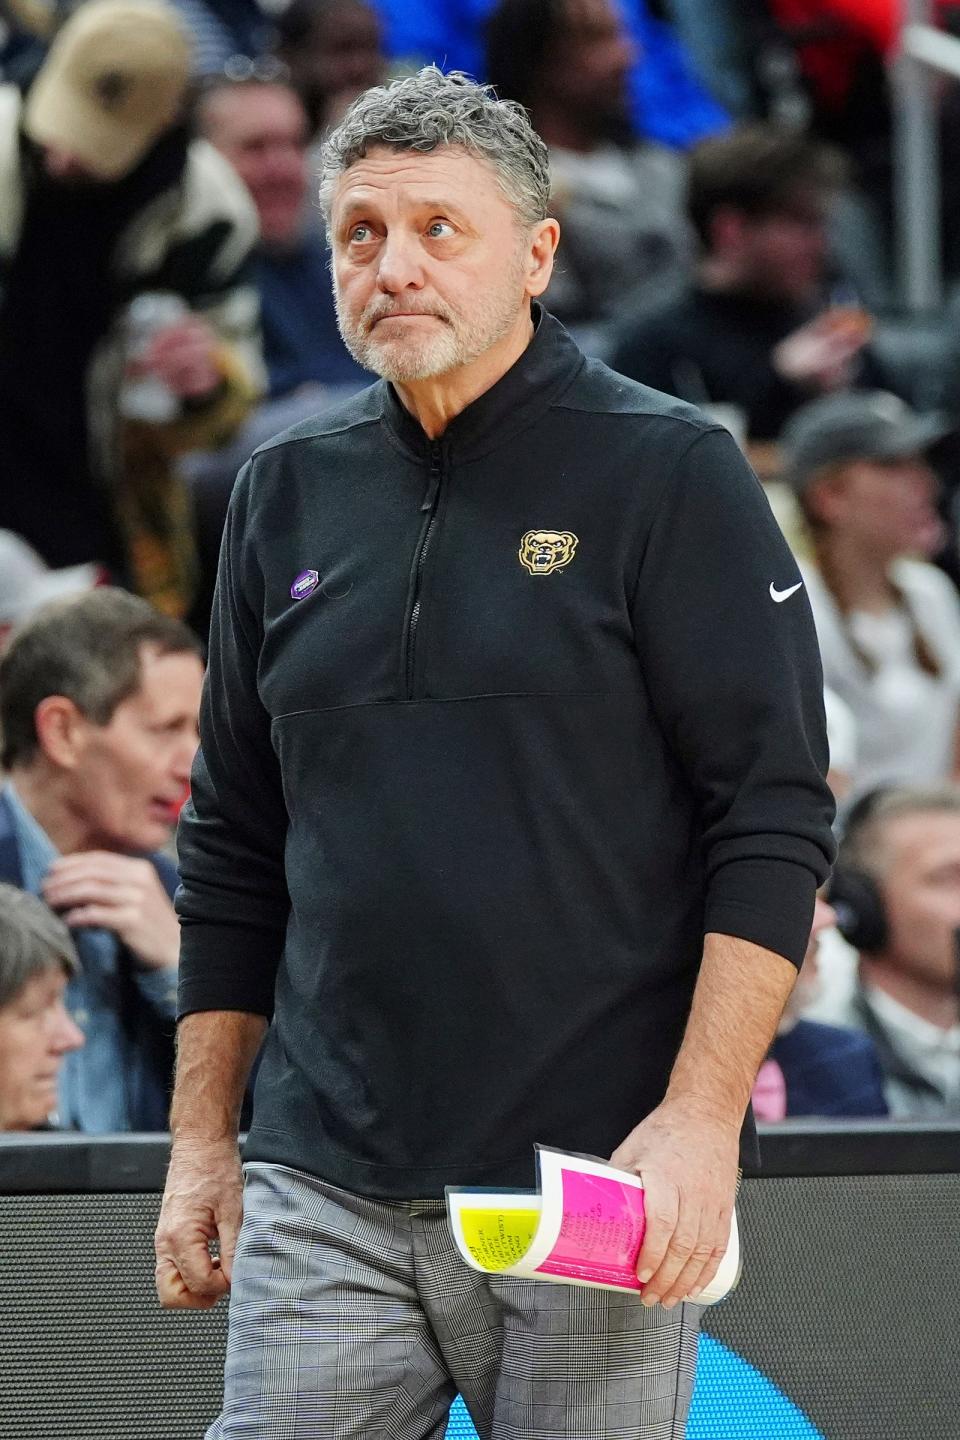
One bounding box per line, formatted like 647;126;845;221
1;0;959;1137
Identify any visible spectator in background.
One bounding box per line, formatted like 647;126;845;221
0;0;264;624
817;786;960;1117
0;885;85;1131
611;125;892;445
274;0;385;139
196;73;369;400
0;589;204;1132
372;0;728;147
783;390;960;795
486;0;691;333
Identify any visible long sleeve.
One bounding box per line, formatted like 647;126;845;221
630;425;836;966
175;463;289;1017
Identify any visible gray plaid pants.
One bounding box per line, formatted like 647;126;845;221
206;1162;701;1440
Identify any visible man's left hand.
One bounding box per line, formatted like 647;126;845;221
42;852;180;970
609;1099;740;1309
140;316;222;400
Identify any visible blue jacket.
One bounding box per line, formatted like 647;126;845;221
772;1018;889;1119
0;791;178;1131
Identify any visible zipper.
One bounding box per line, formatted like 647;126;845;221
405;441;444;698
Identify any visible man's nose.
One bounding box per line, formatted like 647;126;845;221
50;1002;85;1054
43;146;86;179
172;731;200;785
376;231;425;292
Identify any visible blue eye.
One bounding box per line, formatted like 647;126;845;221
427;220;454;238
349;224;371;243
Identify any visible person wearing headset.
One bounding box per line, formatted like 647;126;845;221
816;786;960;1117
751;888;888;1121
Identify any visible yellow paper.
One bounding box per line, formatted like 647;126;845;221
457;1207;540;1271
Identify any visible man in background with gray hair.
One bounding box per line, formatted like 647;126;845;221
156;68;835;1439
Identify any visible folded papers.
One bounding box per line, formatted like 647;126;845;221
446;1145;741;1305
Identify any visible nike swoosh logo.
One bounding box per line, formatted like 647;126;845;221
770;581;803;603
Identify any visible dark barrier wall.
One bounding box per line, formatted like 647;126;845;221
0;1125;957;1440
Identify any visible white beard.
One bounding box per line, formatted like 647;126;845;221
334;254;528;383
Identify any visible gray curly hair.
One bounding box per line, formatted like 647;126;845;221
318;67;550;228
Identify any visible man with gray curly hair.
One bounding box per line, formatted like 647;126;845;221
319;66;551;389
157;66;835;1439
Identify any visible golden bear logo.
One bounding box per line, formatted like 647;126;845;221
519;530;579;575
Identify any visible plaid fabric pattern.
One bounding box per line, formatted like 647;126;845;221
207;1163;701;1440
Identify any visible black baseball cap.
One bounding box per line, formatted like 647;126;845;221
781;390;953;496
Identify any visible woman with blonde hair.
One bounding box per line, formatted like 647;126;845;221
783;389;960;796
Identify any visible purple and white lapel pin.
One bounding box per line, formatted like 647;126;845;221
290;569;320;601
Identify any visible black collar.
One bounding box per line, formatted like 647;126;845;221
379;303;585;463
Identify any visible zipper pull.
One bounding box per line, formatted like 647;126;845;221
421;443;443;512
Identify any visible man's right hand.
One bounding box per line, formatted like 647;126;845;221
155;1137;243;1309
772;307;872;393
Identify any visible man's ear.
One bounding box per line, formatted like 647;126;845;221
32;696;89;770
804;470;847;528
524;218;561;298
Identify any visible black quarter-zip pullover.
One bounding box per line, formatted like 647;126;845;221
176;307;835;1196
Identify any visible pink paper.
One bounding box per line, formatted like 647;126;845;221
534;1166;646;1289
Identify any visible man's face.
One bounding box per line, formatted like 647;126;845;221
330;146;537;384
546;0;636;135
879;811;960;994
67;646;203;853
0;969;84;1130
812;456;943;561
734;199;828;304
203;85;309;247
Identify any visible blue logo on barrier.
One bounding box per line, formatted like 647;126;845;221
688;1336;826;1438
442;1335;826;1439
